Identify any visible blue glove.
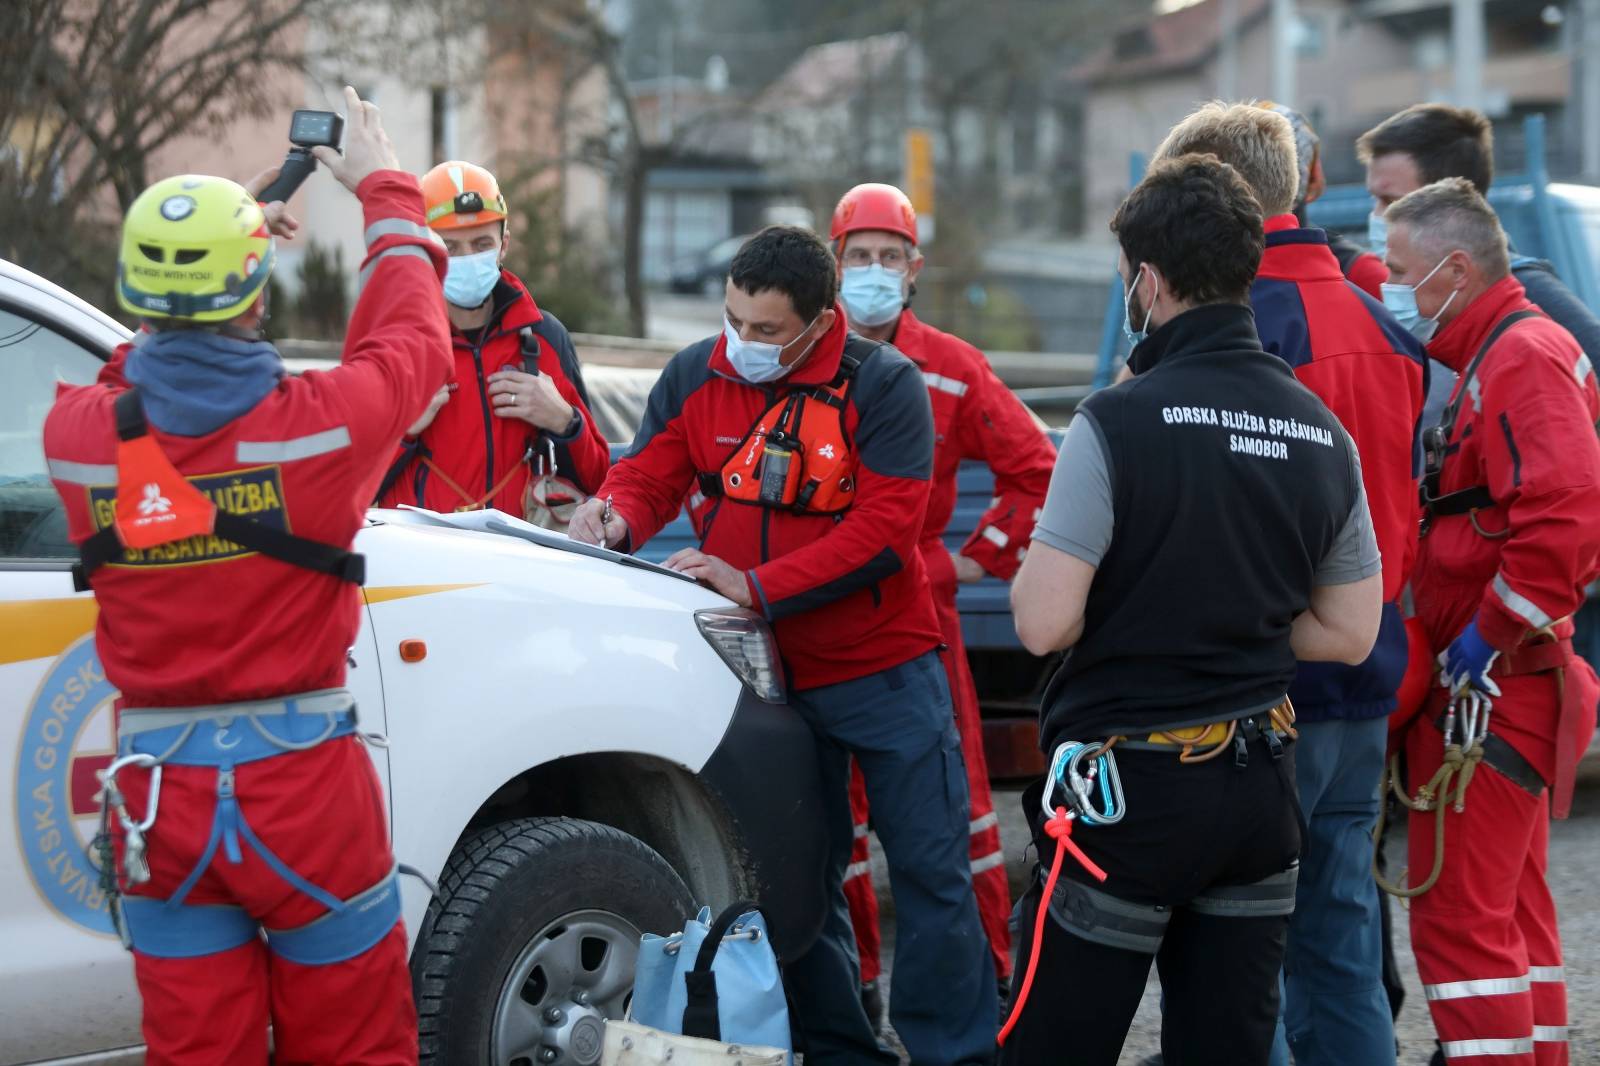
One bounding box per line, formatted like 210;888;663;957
1438;617;1501;697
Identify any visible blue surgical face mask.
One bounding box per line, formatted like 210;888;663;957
840;264;907;327
443;249;501;308
1122;265;1157;348
1380;253;1458;343
723;313;822;384
1367;210;1388;259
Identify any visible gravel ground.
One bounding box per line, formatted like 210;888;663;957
871;761;1600;1064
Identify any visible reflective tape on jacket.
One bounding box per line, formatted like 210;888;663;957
1492;574;1556;630
48;458;117;485
358;244;434;288
363;217;440;248
236;426;352;464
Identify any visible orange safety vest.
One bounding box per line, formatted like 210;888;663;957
700;350;861;515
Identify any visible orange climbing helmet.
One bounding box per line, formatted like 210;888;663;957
421;161;508;230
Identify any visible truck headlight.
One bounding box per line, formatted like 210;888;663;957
695;608;785;704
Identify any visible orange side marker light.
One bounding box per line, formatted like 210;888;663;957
399;639;427;663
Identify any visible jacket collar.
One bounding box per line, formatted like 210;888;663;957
454;269;542;344
885;308;929;365
1425;274;1535;372
1129;303;1262;376
1258;214;1345;282
707;300;851;388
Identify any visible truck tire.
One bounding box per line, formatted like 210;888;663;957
413;816;695;1066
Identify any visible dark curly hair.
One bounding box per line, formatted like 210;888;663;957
729;225;839;322
1110;153;1264;306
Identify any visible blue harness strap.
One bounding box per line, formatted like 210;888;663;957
121;898;259;958
114;704;396;965
265;868;403;966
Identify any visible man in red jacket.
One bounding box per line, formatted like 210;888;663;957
43;88;450;1065
570;226;997;1065
827;183;1056;1010
1387;178;1600;1066
376;160;608;521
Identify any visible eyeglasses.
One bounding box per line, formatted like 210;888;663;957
841;246;911;270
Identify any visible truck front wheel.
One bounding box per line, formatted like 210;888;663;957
413;816;695;1066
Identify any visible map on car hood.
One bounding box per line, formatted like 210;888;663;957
391;506;696;583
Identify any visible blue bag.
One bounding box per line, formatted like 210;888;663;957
631;900;791;1060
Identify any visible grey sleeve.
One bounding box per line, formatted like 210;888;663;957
1314;435;1383;586
1031;410;1114;566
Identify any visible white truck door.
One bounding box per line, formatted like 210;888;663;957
0;301;142;1061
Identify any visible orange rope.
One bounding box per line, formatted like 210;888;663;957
997;809;1107;1047
423;456;528;512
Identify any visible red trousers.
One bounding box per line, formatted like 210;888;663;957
1405;677;1569;1066
843;547;1013;983
116;736;417;1065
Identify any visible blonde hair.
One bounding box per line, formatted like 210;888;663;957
1153;101;1300;218
1385;177;1510;280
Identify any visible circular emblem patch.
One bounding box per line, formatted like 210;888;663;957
160;195;196;221
14;636;118;935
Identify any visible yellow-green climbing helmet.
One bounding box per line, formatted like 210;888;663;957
117;174;275;323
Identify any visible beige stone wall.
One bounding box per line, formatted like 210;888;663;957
142;3;607;302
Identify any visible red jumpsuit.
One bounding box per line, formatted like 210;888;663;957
43;171;452;1065
842;311;1056;983
1407;276;1600;1066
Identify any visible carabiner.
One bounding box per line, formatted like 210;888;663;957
1044;741;1126;826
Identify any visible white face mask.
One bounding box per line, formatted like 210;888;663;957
723;313;822;384
1367;210;1388;260
1380;253;1457;343
1122;264;1157;348
840;264;907;327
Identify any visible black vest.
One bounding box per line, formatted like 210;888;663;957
1040;304;1360;750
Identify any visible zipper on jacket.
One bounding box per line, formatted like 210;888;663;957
758;383;776;564
468;341;496;496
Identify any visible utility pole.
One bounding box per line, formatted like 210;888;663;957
658;14;676;142
1272;0;1296;106
1452;0;1486;112
1585;0;1600;180
1218;0;1239;101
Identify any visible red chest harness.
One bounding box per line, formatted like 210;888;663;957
73;388;364;591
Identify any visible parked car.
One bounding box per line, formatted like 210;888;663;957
668;235;752;297
0;257;829;1066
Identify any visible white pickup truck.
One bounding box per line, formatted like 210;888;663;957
0;258;829;1066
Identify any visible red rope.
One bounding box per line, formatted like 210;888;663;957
997;808;1108;1047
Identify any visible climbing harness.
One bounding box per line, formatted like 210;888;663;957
91;689;407;963
1374;686;1493;899
998;703;1299;1048
1420;310;1536;536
